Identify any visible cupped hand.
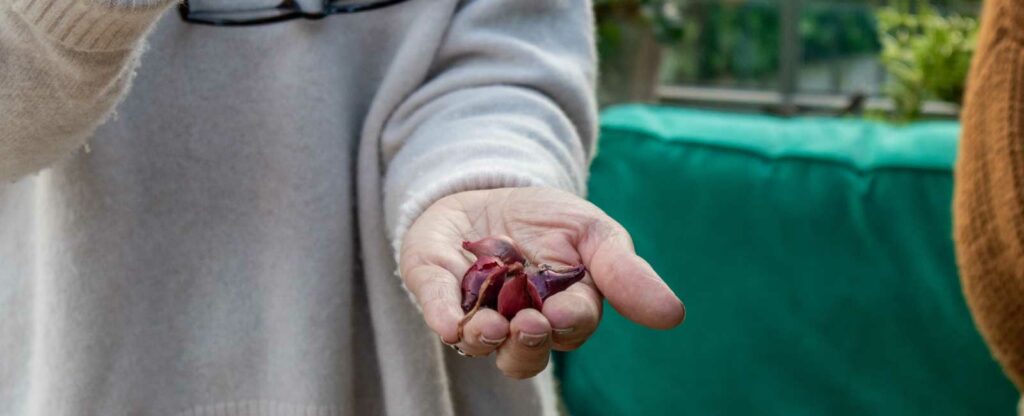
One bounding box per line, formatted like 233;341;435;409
399;187;685;379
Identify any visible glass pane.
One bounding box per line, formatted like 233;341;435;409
797;0;883;94
659;0;781;90
596;0;983;107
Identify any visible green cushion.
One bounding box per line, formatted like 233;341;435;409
556;105;1018;415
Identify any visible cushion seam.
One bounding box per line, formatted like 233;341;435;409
599;127;955;176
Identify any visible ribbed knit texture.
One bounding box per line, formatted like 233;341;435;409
175;401;343;416
954;0;1024;404
10;0;174;51
1;0;176;182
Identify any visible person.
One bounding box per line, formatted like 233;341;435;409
954;0;1024;413
0;0;686;414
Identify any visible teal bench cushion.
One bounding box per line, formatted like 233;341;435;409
556;105;1018;415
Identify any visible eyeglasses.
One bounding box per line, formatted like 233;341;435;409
178;0;412;27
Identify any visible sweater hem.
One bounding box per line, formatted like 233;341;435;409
174;400;346;416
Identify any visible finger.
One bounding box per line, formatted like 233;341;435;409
496;308;552;379
541;277;602;351
404;263;464;344
580;217;686;329
455;308;510;357
399;220;474;345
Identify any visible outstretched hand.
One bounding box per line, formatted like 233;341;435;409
400;187;685;379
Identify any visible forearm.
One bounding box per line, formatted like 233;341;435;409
0;0;172;182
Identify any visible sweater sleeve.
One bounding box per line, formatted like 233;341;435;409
953;0;1024;396
0;0;173;183
380;0;598;249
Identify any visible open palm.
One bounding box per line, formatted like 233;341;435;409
399;187;685;379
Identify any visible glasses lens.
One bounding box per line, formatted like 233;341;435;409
182;0;410;25
185;0;298;24
189;8;293;22
325;0;408;13
188;0;283;12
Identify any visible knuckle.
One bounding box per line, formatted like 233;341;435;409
420;293;451;313
415;276;456;307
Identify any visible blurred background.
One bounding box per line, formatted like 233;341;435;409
594;0;977;120
556;1;1022;415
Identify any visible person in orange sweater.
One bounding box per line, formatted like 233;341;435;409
954;0;1024;413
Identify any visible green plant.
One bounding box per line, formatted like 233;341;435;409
876;1;978;121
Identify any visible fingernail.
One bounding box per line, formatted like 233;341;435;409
518;332;548;347
553;327;574;335
480;335;507;346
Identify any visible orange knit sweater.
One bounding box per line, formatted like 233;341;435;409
954;0;1024;400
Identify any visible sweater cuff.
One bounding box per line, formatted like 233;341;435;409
10;0;174;51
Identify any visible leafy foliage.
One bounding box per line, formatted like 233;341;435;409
594;0;980;117
876;2;977;121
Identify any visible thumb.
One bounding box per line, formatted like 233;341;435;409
579;217;685;329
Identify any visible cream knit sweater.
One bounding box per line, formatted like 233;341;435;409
0;0;596;414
